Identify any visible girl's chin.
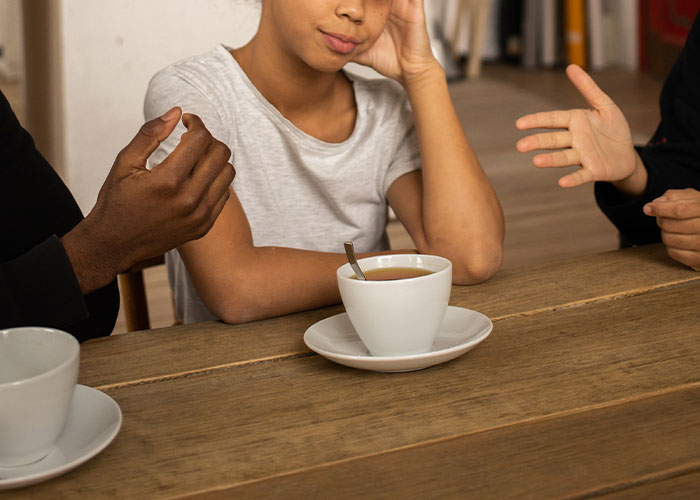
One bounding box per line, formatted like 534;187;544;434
307;59;351;74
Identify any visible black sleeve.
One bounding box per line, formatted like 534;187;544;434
0;91;119;342
595;12;700;246
0;236;88;328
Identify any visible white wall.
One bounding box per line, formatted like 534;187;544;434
58;0;261;211
0;0;23;81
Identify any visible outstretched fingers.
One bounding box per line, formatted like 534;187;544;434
566;64;613;111
558;168;595;188
532;148;581;168
517;131;573;153
515;110;572;131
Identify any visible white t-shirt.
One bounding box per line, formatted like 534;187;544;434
145;45;421;323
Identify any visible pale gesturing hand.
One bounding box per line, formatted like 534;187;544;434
516;65;644;193
644;188;700;271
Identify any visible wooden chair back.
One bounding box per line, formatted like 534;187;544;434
118;254;166;332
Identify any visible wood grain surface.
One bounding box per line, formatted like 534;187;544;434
597;469;700;499
79;245;699;389
184;387;700;500
13;282;699;499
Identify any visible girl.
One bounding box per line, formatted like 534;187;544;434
145;0;504;324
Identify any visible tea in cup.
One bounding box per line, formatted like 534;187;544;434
0;327;79;467
337;254;452;356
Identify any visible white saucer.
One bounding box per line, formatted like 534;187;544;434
0;384;122;490
304;306;493;372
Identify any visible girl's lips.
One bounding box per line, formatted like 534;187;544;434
320;31;360;54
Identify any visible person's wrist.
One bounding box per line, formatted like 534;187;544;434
401;60;445;91
60;217;121;294
610;151;648;198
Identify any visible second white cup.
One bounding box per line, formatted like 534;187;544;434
0;327;79;467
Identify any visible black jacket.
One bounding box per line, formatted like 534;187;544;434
0;91;119;341
595;13;700;246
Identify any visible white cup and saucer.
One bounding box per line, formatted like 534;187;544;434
0;327;122;490
304;254;493;372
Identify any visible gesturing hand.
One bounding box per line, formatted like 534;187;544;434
644;189;700;271
352;0;436;84
516;65;644;193
62;107;235;293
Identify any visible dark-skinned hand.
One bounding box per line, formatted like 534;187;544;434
61;107;235;293
644;188;700;271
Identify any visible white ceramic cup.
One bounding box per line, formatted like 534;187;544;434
0;327;79;467
337;254;452;357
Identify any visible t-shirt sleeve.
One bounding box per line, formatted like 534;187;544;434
383;97;422;195
144;67;231;170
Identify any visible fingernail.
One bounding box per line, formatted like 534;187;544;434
643;204;653;215
654;196;667;202
161;107;180;122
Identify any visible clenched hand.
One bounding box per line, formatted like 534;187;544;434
62;107;235;293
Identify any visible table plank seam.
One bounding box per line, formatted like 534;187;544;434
563;461;700;500
91;278;700;391
166;380;700;499
490;277;700;322
94;352;315;392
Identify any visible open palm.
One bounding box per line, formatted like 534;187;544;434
516;65;637;188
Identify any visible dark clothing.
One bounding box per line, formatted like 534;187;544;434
0;91;118;342
594;13;700;246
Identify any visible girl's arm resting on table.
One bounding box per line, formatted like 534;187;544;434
388;64;504;285
178;191;410;324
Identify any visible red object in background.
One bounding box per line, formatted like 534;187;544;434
640;0;700;72
649;0;700;46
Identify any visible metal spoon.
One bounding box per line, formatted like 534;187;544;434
344;241;366;281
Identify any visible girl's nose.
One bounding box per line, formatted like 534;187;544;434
336;1;365;24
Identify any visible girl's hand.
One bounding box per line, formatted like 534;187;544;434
515;65;642;190
644;189;700;271
353;0;437;84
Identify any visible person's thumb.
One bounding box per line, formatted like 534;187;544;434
115;107;182;169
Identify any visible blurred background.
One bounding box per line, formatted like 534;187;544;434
1;0;698;332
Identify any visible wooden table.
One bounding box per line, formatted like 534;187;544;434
8;245;700;499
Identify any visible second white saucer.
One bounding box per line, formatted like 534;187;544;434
0;384;122;490
304;305;493;372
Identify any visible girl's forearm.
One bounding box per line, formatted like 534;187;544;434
402;65;504;282
186;246;413;324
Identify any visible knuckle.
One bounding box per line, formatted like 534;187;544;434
138;120;159;140
114;149;128;166
180;192;201;213
213;140;232;159
219;186;232;203
164;176;181;193
155;175;179;194
187;127;212;147
672;204;686;219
